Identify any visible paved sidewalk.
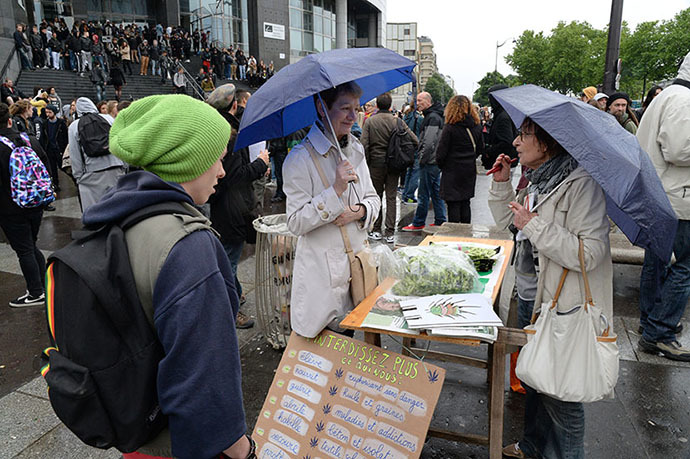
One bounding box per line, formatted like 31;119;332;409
1;171;689;457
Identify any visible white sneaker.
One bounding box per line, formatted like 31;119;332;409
385;235;395;244
368;231;382;241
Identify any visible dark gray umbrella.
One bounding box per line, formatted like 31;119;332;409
492;84;677;262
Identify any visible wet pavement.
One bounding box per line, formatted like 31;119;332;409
1;168;689;458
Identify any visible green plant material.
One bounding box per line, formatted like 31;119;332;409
391;246;479;296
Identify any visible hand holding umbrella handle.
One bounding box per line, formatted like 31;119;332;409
334;159;358;196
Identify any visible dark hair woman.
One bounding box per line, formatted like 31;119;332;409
636;85;662;121
436;95;484;223
489;117;613;458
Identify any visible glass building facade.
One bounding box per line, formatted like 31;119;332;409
288;0;336;58
31;0;248;51
183;0;249;51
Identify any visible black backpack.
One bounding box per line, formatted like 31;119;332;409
78;113;111;158
40;202;196;452
386;117;417;172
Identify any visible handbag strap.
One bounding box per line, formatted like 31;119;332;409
549;239;594;312
304;139;357;263
465;127;476;153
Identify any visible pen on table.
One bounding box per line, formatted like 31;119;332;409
486;158;518;175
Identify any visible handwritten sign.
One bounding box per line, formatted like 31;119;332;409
253;331;445;458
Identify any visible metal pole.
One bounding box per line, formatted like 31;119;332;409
603;0;624;94
495;41;499;73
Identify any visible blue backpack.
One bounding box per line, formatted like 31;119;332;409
0;132;55;208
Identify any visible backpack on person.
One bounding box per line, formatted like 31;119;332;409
386;117;416;172
39;202;204;452
78;112;111;157
0;132;55;208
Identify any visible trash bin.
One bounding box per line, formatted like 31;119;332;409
253;214;297;349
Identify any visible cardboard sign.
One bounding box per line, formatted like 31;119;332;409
253;331;446;459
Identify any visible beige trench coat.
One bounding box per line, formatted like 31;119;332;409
489;167;614;324
283;124;381;338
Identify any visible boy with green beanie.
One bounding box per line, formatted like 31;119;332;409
83;94;255;459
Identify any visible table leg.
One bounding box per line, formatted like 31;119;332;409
364;331;381;347
488;341;506;459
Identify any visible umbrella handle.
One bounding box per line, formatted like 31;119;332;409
317;93;347;164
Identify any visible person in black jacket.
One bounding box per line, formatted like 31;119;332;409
0;103;50;307
206;84;270;329
481;84;518;170
14;24;33;70
42;104;68;190
29;25;45;68
436;95;484;223
403;91;447;231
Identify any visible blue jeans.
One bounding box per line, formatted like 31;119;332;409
517;297;534;329
239;64;246;80
639;219;690;343
151;59;159;76
95;84;105;103
402;153;420;201
521;385;585;459
69;50;78;71
412;164;446;226
225;63;232;79
223;240;244;299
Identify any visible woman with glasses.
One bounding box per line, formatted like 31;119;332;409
489;117;613;459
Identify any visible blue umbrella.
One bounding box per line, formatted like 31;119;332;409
491;84;677;263
234;47;416;151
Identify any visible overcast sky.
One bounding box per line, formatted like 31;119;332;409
386;0;690;97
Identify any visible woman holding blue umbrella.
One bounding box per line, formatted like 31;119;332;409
490;117;614;459
283;82;380;339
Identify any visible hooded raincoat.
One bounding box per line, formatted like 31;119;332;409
636;52;690;220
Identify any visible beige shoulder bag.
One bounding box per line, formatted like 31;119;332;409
305;142;378;306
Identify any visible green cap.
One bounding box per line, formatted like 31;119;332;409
109;94;231;183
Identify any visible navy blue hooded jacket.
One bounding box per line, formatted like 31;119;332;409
83;171;246;459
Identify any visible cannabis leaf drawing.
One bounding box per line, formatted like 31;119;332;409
427;369;440;383
322;403;332;415
328;385;338;396
334;368;344;379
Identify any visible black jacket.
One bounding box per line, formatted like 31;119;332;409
44;117;68;156
0;127;50;216
482;93;518;169
79;36;92;52
436;117;484;201
209;111;268;244
418;102;444;165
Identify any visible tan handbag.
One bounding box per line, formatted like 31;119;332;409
306;142;378;306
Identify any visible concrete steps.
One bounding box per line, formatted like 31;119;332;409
16;60;250;106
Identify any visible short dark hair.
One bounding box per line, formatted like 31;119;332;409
236;89;251;105
316;81;363;111
376;92;392;111
0;103;10;126
521;117;568;158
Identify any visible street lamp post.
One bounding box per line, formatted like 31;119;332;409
603;0;624;93
495;38;513;73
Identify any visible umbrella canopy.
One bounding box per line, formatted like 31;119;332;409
491;84;677;263
234;47;416;151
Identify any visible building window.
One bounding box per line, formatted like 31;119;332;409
404;50;415;57
404;28;410;35
289;0;336;57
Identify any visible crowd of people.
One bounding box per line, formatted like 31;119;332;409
1;30;689;458
12;19;276;103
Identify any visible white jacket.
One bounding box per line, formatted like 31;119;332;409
637;51;690;220
489;167;613;324
283;124;381;338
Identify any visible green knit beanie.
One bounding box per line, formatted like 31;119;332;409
109;94;231;183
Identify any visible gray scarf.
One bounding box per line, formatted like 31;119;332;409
526;153;579;195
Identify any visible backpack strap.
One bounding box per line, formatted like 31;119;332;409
0;136;16;150
123;202;214;328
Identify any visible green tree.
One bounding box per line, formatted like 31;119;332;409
424;73;455;105
472;71;506;106
505;30;551;87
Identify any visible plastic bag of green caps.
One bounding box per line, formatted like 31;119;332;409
391;245;481;296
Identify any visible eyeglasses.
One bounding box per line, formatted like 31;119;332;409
517;130;535;141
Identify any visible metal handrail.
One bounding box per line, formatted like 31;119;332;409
176;62;205;100
1;49;18;82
